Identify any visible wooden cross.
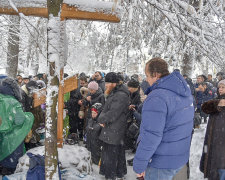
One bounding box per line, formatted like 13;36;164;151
0;1;120;178
0;2;120;22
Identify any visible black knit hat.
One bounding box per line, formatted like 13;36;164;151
127;79;140;88
105;72;119;83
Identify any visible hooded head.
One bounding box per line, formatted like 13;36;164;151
26;80;39;93
0;77;22;101
91;103;102;118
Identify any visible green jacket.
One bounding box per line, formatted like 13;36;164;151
0;93;34;161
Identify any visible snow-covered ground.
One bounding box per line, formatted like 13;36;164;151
91;124;208;180
189;124;207;180
3;124;207;180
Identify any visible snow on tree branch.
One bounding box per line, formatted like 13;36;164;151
0;0;47;8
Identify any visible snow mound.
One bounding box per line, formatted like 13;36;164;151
15;145;92;175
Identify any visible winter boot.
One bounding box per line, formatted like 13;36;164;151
127;158;133;166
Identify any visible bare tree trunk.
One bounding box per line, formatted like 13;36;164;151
45;0;62;179
6;15;20;78
26;19;41;75
181;53;193;77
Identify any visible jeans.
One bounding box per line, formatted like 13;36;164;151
218;169;225;180
145;165;183;180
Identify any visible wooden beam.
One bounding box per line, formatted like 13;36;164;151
33;75;78;108
63;75;78;94
0;7;48;18
0;3;120;23
33;88;47;108
61;3;120;22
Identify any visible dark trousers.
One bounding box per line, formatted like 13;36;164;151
69;115;84;138
100;142;127;179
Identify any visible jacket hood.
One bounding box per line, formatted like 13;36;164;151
145;71;191;97
0;77;22;102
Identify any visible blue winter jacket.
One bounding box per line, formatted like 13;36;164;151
133;71;194;174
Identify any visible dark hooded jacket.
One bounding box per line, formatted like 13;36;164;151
86;104;103;165
64;87;82;117
134;71;194;174
200;95;225;180
130;90;142;109
127;90;141;122
83;88;105;119
98;84;130;145
0;77;22;102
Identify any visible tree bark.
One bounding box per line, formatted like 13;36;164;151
6;15;20;78
181;53;193;77
45;0;62;179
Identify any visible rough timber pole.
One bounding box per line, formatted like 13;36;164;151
45;0;62;179
57;68;64;148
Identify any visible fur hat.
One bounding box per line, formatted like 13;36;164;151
218;79;225;86
127;79;140;88
105;72;119;83
80;87;89;97
88;81;99;90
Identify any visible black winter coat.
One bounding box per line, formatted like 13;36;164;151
21;87;33;112
200;96;225;180
130;90;141;108
64;87;82;116
83;88;105;118
86;117;102;164
98;84;130;145
128;90;141;121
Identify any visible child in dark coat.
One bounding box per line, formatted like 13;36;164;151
86;103;103;165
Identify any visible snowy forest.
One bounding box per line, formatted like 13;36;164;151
0;0;225;180
0;0;224;77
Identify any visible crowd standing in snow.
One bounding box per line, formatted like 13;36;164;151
0;58;225;180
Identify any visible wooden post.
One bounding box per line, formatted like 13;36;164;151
57;69;64;148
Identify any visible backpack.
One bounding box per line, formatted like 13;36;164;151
26;153;61;180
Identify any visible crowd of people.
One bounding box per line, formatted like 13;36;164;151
0;58;225;180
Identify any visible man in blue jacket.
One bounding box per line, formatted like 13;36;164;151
133;58;194;180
